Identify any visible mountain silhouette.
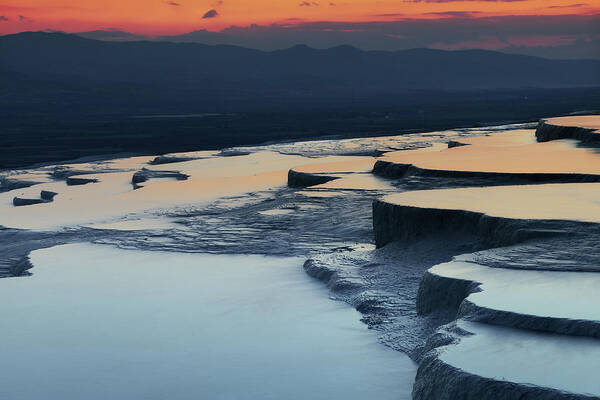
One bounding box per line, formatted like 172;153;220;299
2;31;599;97
1;31;599;168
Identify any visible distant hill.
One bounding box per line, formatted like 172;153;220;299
1;31;599;169
2;31;599;97
75;29;149;42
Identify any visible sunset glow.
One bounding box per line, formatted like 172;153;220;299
1;0;599;35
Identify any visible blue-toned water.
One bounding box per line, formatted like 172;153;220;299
0;243;415;400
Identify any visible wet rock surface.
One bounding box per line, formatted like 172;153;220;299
447;140;469;148
13;190;59;206
370;118;600;398
536;118;600;143
13;197;46;206
414;320;600;400
372;160;600;184
131;168;189;189
373;190;600;398
303;239;471;359
372;199;574;249
1;177;40;193
52;166;93;179
1;118;599;399
66;176;98;186
148;155;195;165
287;169;339;187
40;190;58;201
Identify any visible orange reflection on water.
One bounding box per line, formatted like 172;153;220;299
385;183;600;223
382;130;600;175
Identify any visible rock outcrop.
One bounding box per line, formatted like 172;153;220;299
372;199;565;248
40;190;58;201
0;178;39;193
131;168;189;189
148;155;195;165
52;166;89;179
13;197;44;206
374;191;600;398
412;319;600;400
416;270;481;316
414;337;597;400
372;160;600;183
447;140;469;148
13;190;59;207
287;169;339;188
458;298;600;339
417;265;600;339
536;119;599;143
66;177;98;185
9;256;34;276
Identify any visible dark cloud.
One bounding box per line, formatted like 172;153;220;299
0;16;8;22
299;1;319;6
202;9;219;18
165;1;180;5
546;3;587;8
375;11;480;18
425;11;480;17
18;15;33;23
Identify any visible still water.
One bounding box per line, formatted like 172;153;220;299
0;243;415;400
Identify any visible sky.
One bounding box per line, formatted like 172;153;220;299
0;0;599;56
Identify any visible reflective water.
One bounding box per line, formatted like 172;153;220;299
430;258;600;320
384;183;600;223
1;119;595;399
382;130;600;174
441;321;600;396
545;115;600;132
0;243;415;400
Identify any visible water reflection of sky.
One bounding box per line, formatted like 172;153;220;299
441;320;600;396
1;117;599;399
0;124;541;231
385;183;600;223
0;243;415;400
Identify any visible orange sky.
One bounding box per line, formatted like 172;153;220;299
1;0;599;35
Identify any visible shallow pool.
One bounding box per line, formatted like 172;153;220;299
0;243;415;400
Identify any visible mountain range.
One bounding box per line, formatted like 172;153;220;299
1;31;599;168
3;31;599;96
71;28;600;61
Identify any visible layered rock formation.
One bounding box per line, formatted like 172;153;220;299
370;116;600;399
536;116;600;143
372;159;600;183
2;113;599;399
375;188;600;398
